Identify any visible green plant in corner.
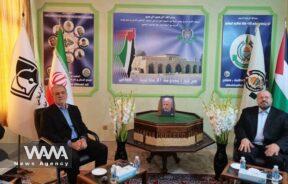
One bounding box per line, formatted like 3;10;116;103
109;92;135;142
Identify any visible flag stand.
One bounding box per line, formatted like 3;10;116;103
16;135;32;175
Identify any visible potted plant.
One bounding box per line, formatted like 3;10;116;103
109;92;135;160
203;92;238;180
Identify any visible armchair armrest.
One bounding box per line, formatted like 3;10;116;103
39;137;54;145
87;129;99;142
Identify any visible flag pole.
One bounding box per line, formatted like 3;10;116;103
17;135;21;170
17;12;24;172
16;12;32;176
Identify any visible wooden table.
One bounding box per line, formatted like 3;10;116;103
127;129;214;173
77;160;147;184
221;161;288;184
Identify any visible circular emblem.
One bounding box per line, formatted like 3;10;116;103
63;20;74;32
245;70;265;92
52;25;62;34
48;36;57;48
177;28;194;44
82;68;91;78
66;52;74;64
74;48;85;60
52;72;67;87
74;26;85;37
182;28;193;41
230;34;255;70
79;38;89;48
224;71;230;77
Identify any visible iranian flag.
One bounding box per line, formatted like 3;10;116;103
118;29;135;77
271;26;288;113
46;29;74;105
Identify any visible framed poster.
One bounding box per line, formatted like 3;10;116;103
112;13;205;86
220;15;272;88
43;12;94;88
214;6;276;98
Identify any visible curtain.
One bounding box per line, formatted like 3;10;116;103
0;0;33;125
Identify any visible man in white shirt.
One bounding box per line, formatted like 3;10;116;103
235;90;288;170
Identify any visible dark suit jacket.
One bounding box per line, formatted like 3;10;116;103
40;104;88;143
235;106;288;154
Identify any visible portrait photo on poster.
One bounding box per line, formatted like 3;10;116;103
159;96;175;116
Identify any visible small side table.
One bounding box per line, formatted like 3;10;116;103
77;160;147;184
221;161;288;184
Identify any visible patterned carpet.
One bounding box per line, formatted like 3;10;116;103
126;173;220;184
48;173;220;184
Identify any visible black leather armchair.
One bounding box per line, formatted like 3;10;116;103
0;124;8;161
34;108;100;184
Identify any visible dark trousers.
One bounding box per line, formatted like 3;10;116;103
237;144;286;170
66;139;108;184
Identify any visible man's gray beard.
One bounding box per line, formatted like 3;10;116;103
260;104;271;110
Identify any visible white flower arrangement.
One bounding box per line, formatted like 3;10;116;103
203;93;238;144
109;92;136;142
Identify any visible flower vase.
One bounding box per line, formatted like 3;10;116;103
214;143;228;180
114;140;128;160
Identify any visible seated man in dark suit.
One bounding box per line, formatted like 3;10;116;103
235;90;288;170
40;85;108;184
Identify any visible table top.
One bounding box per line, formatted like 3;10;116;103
127;129;214;152
77;160;146;184
135;110;201;125
221;161;288;184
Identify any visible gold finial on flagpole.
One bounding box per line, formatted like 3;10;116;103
58;17;61;27
21;12;25;26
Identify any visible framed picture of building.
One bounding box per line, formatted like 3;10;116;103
159;96;175;116
112;13;204;86
108;4;208;97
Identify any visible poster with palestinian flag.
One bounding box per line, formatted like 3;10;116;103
113;13;205;86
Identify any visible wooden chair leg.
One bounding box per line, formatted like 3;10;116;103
56;168;61;184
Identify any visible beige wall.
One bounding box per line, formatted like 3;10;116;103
2;0;287;143
286;0;288;22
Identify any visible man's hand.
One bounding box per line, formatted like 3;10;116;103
69;140;82;151
265;143;280;156
238;138;254;152
79;138;87;150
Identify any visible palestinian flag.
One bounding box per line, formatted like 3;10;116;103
271;26;288;113
118;29;135;78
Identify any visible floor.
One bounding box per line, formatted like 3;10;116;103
24;141;233;184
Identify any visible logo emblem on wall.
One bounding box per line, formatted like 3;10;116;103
11;57;39;100
245;70;265;99
177;28;194;44
230;34;255;70
51;72;67;87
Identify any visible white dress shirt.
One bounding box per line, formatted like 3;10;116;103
253;107;270;145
